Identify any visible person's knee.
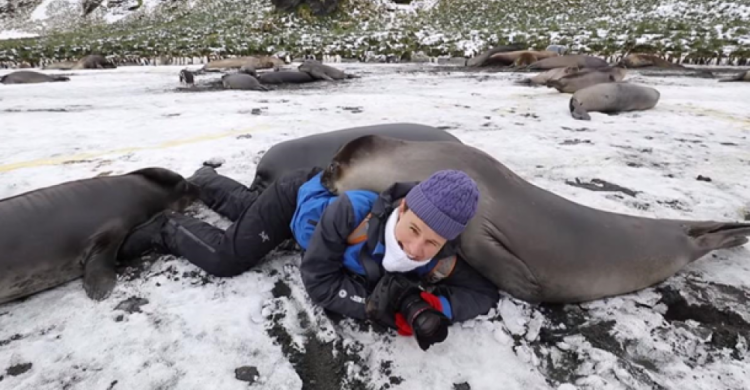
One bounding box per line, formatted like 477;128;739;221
202;250;259;277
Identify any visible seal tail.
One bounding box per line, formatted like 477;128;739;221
684;221;750;251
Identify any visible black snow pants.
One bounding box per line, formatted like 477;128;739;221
162;166;322;277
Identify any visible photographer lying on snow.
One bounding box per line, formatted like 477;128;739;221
119;164;500;351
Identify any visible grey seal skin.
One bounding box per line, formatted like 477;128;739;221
718;70;750;82
547;66;628;93
570;82;661;120
249;123;462;192
43;61;77;70
298;60;358;81
0;168;199;305
1;70;70;84
72;54;116;70
221;73;270;91
527;55;610;70
466;43;527;67
515;67;579;87
258;71;316;84
179;69;195;86
319;135;750;304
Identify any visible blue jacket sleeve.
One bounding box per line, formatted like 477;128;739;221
299;193;370;320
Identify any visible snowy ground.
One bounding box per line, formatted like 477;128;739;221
1;63;749;390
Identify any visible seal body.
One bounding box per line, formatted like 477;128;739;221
484;50;558;67
570;82;660;120
320;136;750;304
528;55;610;70
221;73;269;91
547;66;628;93
298;60;358;80
43;61;77;70
619;53;686;69
259;71;316;84
718;70;750;82
466;44;527;67
1;71;70;84
203;56;284;72
72;55;116;70
0;168;198;305
250;123;461;192
515;67;579;86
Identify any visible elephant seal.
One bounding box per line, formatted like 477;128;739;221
515;67;579;86
545;45;568;55
250;123;461;192
570;82;660;120
547;66;628;93
0;168;199;305
43;61;77;70
1;70;70;84
618;53;686;69
221;73;270;91
320;135;750;304
259;71;316;84
482;50;558;67
298;60;358;80
467;44;527;67
203;56;284;72
239;64;257;77
718;70;750;82
528;55;610;70
513;52;541;67
72;54;116;70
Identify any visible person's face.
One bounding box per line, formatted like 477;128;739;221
393;200;447;261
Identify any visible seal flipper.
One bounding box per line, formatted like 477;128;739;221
311;70;334;81
81;221;128;301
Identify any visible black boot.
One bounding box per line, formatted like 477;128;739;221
117;212;170;261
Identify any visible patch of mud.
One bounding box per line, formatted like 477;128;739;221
565;178;640;197
264;282;370;390
114;296;149;314
339;106;363;114
0;333;23;347
235;366;260;384
657;285;750;360
6;362;32;376
561;126;594;132
559;139;592;145
3;105;92;113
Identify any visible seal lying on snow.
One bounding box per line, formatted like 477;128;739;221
249;123;461;192
298;60;359;81
222;73;270;91
718;70;750;82
0;168;199;305
1;70;70;84
569;82;660;120
515;67;579;86
547;66;628;93
259;71;316;84
527;54;610;70
320;135;750;304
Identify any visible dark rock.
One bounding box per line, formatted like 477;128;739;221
107;380;118;390
271;0;303;12
696;175;712;182
115;314;124;322
251;108;262;115
453;382;471;390
272;280;292;298
0;334;22;347
389;376;403;385
235;366;260;384
7;362;32;376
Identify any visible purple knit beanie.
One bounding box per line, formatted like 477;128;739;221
404;170;480;240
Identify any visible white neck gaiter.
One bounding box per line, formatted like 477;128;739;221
382;209;432;273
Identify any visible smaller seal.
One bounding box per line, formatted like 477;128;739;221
221;73;270;91
569;82;660;120
547;66;627;93
298;60;359;81
1;70;70;84
718;70;750;82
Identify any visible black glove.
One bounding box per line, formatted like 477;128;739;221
365;273;421;329
400;294;450;351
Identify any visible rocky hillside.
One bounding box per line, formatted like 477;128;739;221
0;0;749;65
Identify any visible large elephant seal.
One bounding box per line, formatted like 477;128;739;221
547;66;628;93
298;60;358;80
319;135;750;304
466;44;527;67
1;70;70;84
528;55;610;70
570;82;660;120
718;70;750;82
0;168;199;305
203;56;284;72
618;53;686;69
480;50;558;67
250;123;461;192
259;71;316;84
221;73;270;91
72;54;116;70
515;67;579;86
43;61;77;70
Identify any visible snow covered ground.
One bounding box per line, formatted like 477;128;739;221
0;63;749;390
